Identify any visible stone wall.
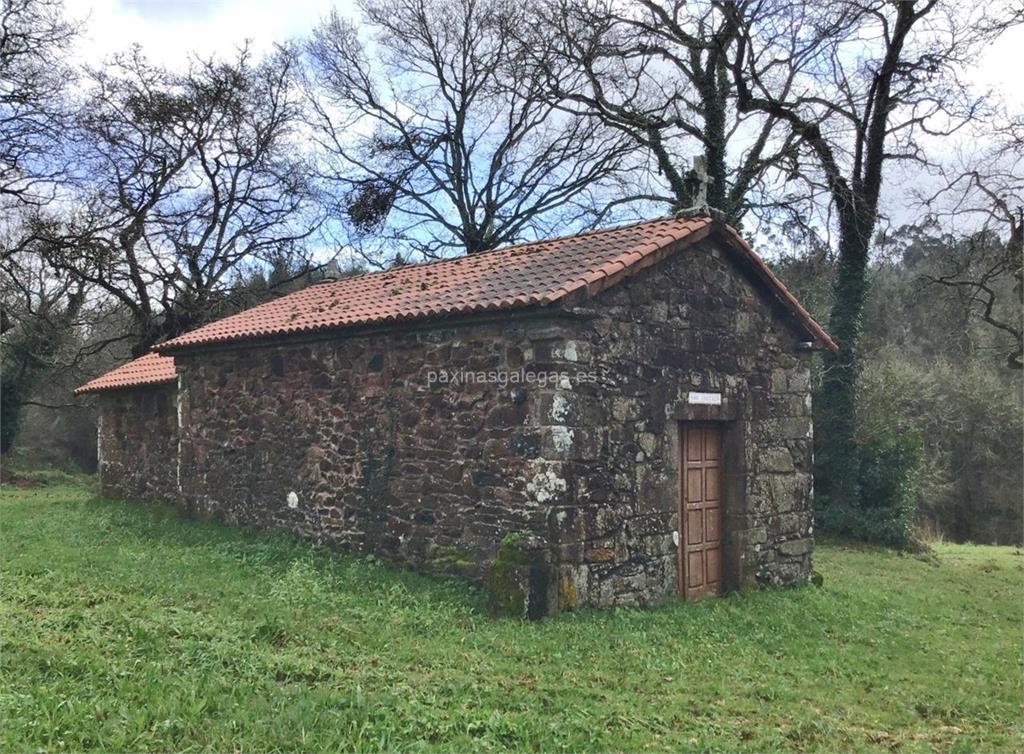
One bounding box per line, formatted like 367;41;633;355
103;235;815;616
531;238;815;609
97;383;179;504
173;315;572;609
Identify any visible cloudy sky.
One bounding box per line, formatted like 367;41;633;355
61;0;1021;244
64;0;353;66
64;0;1023;111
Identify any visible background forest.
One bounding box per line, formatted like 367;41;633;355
2;0;1021;545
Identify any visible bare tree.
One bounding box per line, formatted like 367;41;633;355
305;0;633;259
721;0;1020;512
921;124;1023;369
0;0;82;454
533;0;810;225
38;45;323;354
0;245;91;452
0;0;76;211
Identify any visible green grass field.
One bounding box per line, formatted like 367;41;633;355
1;479;1021;753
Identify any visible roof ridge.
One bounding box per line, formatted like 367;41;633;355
467;213;699;256
313;214;702;287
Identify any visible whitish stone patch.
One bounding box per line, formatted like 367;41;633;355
550;425;574;453
550;393;571;422
527;467;567;504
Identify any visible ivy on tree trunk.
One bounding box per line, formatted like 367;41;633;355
816;216;873;510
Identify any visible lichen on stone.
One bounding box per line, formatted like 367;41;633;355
549;425;574;454
558;575;578;609
550;393;571;422
527;466;567;503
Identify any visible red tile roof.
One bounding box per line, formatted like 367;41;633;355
156;216;834;354
73;352;177;395
77;216;835;393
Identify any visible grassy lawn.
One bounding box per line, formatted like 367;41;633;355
1;479;1021;753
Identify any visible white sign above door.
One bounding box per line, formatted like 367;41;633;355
687;391;722;405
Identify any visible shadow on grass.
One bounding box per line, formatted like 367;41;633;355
0;466;97;489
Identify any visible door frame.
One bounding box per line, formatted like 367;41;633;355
678;420;726;600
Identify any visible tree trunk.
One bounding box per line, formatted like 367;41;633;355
815;212;872;511
700;65;729;214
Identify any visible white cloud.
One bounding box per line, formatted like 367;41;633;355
968;22;1024;111
64;0;359;68
63;0;1022;114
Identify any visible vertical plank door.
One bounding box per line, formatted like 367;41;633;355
680;423;722;600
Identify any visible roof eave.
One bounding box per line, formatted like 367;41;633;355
73;375;178;396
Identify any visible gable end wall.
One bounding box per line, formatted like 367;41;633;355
97;383;179;504
542;237;815;609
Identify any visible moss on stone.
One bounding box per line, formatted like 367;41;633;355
427;545;475;575
486;533;529;618
558;576;578;609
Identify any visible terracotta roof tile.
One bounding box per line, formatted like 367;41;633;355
156;216;717;353
78;216;836;393
74;352;177;395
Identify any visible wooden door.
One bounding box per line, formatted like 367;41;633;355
680;423;722;600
